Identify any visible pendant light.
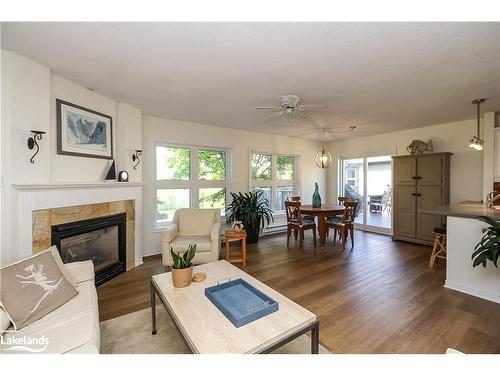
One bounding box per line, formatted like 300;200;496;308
315;128;332;168
469;98;485;151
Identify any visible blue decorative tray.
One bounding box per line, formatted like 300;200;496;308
205;278;279;328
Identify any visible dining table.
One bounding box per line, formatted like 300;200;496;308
300;204;345;246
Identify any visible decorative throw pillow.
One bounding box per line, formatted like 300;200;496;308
48;246;78;288
0;251;78;331
1;307;11;335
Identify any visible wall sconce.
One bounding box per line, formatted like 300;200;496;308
132;149;143;170
27;130;46;163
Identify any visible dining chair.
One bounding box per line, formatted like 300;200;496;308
338;196;354;205
326;201;357;251
284;201;317;248
326;196;355;223
381;189;392;214
287;196;315;221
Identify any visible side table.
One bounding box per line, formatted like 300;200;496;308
224;230;247;267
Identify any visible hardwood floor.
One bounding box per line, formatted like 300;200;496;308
97;231;500;354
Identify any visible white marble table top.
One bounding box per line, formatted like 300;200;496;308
152;260;317;353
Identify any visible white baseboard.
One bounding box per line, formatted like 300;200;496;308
142;248;162;257
134;258;143;268
444;280;500;304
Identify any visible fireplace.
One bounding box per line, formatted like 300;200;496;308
51;213;126;286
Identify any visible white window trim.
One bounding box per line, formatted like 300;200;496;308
249;150;299;216
154;142;232;229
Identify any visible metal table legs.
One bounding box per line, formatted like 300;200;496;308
150;278;320;354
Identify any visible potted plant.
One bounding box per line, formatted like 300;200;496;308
170;244;196;287
226;190;274;244
471;216;500;268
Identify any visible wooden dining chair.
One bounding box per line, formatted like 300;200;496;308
325;196;355;235
326;201;357;251
285;201;317;248
287;196;315;221
338;196;354;205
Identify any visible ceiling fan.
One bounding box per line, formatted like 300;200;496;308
256;95;328;122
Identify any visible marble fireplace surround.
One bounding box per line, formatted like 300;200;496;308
33;200;135;270
12;182;143;269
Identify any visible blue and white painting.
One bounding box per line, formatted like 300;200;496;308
57;99;113;159
66;111;107;145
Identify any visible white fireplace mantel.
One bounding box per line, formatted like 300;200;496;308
13;181;144;191
11;181;143;266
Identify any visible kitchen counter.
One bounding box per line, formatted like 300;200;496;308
420;201;500;304
420;201;500;219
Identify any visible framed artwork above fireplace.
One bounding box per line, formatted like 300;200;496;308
56;98;113;159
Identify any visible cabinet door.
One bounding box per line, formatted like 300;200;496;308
495;129;500;181
416;186;443;242
393;185;416;238
417;154;443;186
393;157;416;185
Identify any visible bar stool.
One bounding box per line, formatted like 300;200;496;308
429;226;447;268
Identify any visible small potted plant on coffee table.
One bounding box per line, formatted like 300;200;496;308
170;244;196;288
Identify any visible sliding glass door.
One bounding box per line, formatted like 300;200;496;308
341;158;364;225
340;155;392;233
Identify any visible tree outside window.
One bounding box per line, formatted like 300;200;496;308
155;145;230;227
251;152;297;215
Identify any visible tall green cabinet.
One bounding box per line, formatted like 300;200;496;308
392;152;452;246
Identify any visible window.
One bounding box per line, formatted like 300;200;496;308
155;144;230;227
251;152;297;214
346;167;357;188
156;146;190;181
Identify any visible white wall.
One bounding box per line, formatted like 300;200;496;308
0;50;143;263
1;50;51;184
142;115;325;256
49;74;117;182
1;50;51;263
326;118;486;205
116;103;143;182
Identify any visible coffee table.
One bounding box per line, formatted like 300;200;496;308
150;260;319;354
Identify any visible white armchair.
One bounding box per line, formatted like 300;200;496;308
161;208;221;267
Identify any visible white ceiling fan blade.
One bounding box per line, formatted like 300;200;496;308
298;105;329;111
256;106;283;110
265;111;284;120
294;110;307;119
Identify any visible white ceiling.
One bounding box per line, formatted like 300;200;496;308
2;22;500;141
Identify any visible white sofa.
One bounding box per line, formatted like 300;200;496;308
1;260;100;354
161;208;221;267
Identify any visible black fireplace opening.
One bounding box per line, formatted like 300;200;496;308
51;213;126;286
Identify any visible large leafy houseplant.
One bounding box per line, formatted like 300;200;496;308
226;191;274;243
471;216;500;268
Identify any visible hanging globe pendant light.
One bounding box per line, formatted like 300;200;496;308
315;128;332;168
